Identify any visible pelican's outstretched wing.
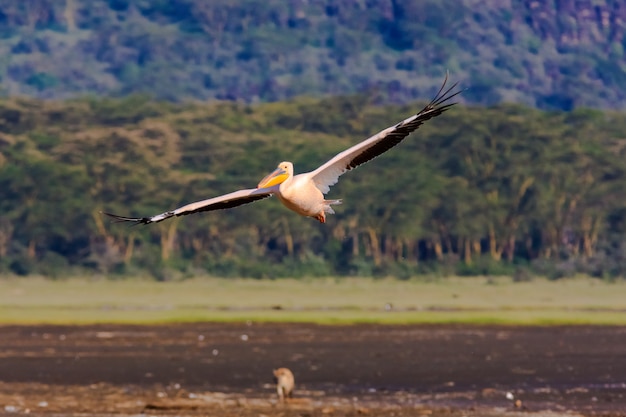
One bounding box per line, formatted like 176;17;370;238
307;74;461;194
103;188;273;225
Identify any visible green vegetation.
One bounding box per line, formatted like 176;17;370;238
1;95;625;279
0;0;625;109
0;276;625;325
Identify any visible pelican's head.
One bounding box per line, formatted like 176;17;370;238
257;161;293;189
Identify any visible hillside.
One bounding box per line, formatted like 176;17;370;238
0;0;625;109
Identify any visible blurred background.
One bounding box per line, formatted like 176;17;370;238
1;0;626;108
1;0;625;281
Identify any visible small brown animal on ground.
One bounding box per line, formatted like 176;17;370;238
273;367;295;402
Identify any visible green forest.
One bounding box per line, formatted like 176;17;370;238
1;0;626;280
1;94;625;279
0;0;626;109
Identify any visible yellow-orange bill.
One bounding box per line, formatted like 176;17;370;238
257;168;289;188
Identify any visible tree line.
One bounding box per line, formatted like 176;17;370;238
0;94;625;279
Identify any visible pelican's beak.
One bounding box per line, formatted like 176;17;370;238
257;167;289;188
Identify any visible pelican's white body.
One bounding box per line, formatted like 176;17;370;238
261;165;341;223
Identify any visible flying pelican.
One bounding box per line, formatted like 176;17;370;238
103;76;460;225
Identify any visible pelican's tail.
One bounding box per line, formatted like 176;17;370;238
324;199;342;214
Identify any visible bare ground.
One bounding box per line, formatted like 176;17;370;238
0;323;625;416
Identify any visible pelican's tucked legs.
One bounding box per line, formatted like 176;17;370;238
316;199;342;223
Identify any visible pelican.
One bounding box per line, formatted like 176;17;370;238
103;76;460;225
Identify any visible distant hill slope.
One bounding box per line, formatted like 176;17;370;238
0;0;625;109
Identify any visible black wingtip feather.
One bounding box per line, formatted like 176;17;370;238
425;75;462;111
101;211;152;225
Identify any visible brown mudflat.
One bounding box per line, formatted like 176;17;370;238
0;323;624;416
